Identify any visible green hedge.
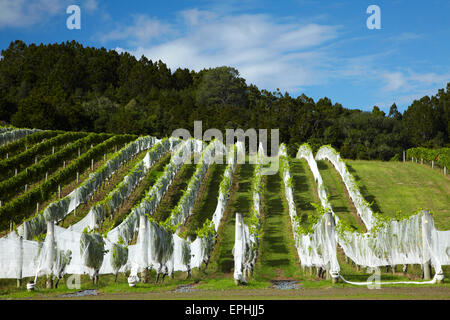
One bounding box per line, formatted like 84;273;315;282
0;134;136;229
0;131;88;179
0;133;109;201
0;130;61;159
406;147;450;168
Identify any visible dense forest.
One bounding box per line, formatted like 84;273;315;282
0;40;448;159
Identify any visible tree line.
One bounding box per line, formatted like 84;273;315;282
0;40;448;159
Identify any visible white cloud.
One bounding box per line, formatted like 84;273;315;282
180;9;217;26
381;72;408;92
115;12;340;92
99;14;173;46
106;8;449;108
0;0;67;28
374;70;450;109
388;32;423;42
84;0;98;13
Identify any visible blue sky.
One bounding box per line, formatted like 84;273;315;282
0;0;449;112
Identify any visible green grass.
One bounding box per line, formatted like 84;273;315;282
317;160;366;232
290;158;321;223
253;164;303;281
1;154;450;300
208;163;253;274
346;160;450;230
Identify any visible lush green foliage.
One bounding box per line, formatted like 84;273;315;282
0;133;106;201
1;41;448;160
0;130;60;158
0;131;87;179
406;147;450;168
0;134;135;229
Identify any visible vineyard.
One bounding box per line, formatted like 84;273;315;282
0;127;449;299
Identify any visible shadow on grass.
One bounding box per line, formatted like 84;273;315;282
346;163;383;214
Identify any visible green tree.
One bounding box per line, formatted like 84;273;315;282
196;66;248;109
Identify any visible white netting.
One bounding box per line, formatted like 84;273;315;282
168;139;226;228
70;137;176;233
0;128;41;146
0;127;15;134
233;143;264;283
190;143;239;269
1;141;447;285
313;145;449;274
212;143;238;231
282;144;340;275
315;145;375;229
105;138;197;244
0;235;40;279
294;143;449;283
13;135;158;240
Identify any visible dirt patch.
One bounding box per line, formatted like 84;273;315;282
173;284;199;293
43;286;450;300
59;289;98;298
271;280;302;290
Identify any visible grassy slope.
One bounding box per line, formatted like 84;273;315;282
208;163;253;274
0;156;450;299
317;160;367;232
347;160;450;230
254;163;302;281
290;158;321;221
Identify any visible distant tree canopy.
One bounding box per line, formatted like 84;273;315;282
0;40;449;160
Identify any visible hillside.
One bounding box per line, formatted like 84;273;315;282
0;128;449;299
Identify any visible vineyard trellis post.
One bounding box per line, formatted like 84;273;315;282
421;211;432;281
46;220;55;289
324;211;340;284
17;235;23;288
234;212;245;285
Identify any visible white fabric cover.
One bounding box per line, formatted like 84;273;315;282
285;144;340;274
233;143;264;283
14;135;158;240
294;143;449;281
71;137;177;232
0;128;41;146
